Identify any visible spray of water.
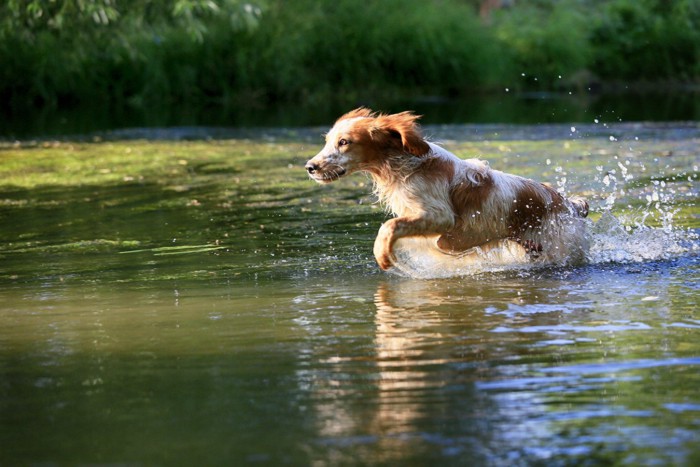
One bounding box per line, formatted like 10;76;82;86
586;152;698;265
390;128;698;279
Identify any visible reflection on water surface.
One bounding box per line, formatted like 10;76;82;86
0;123;698;465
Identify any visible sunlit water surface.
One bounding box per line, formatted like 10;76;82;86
1;123;699;465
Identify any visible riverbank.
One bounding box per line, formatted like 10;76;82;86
2;0;698;114
2;89;699;140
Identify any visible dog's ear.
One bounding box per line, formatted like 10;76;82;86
337;107;376;122
373;111;430;156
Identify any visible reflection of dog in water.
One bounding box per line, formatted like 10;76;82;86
306;108;589;272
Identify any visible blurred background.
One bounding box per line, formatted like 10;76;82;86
1;0;699;136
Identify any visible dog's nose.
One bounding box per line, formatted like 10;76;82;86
305;162;319;174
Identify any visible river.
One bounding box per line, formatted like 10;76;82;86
0;119;698;465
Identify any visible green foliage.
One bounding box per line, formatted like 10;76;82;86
492;0;592;87
591;0;700;81
0;0;263;105
240;0;505;101
0;0;698;110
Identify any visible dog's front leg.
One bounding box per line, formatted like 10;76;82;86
373;217;452;270
373;220;399;270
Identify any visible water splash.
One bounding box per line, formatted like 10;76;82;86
587;146;698;264
391;236;533;279
390;215;697;279
587;211;696;264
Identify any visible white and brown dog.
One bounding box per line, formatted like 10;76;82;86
306;108;589;271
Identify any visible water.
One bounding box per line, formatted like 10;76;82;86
0;123;699;465
2;90;699;140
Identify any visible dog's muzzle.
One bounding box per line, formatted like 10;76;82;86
305;160;347;183
305;162;321;175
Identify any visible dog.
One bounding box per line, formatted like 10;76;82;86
305;108;589;271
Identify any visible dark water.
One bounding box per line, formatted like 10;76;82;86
2;261;699;465
2;90;700;140
0;124;699;465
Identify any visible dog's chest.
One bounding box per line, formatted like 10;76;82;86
383;180;449;219
388;191;419;217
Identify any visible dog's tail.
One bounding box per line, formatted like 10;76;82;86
568;196;589;218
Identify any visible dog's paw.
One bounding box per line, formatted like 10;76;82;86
373;241;395;270
519;239;543;254
569;196;589;218
375;250;395;271
373;225;396;270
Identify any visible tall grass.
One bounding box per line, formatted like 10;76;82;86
1;0;698;112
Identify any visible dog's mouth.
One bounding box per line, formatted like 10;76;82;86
305;163;347;183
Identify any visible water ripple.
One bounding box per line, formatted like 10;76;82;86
546;357;700;375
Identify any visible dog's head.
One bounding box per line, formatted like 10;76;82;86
305;107;430;183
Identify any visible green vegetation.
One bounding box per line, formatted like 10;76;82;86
591;0;700;82
0;139;291;190
1;0;698;112
1;133;697;229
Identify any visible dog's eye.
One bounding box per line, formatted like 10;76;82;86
338;138;350;147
